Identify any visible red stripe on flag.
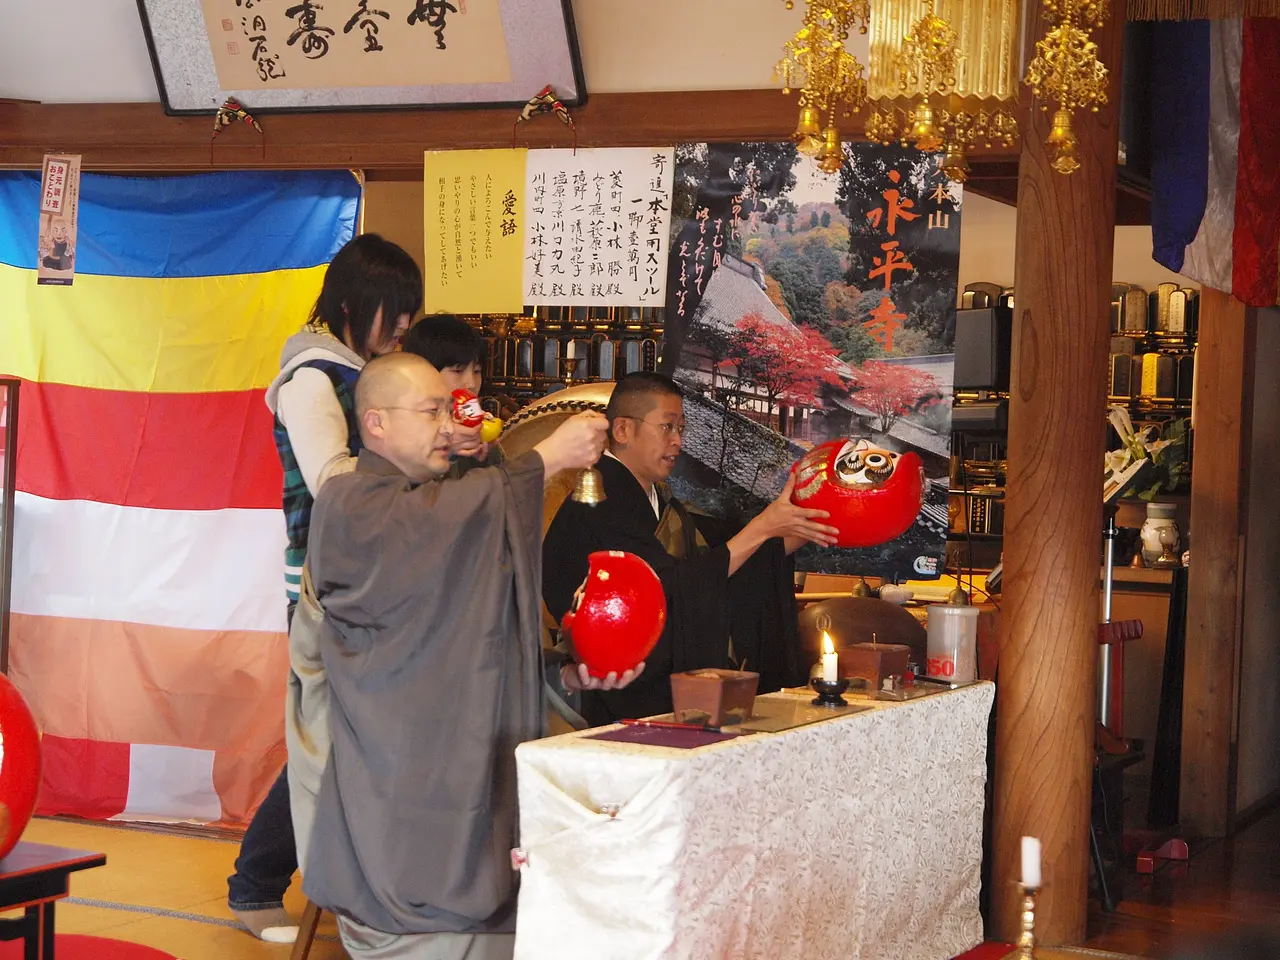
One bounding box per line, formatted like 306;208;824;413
15;380;282;510
36;736;130;820
1232;18;1280;306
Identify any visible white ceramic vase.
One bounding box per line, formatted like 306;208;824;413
1140;501;1179;567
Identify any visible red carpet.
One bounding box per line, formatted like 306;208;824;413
0;934;175;960
953;945;1014;960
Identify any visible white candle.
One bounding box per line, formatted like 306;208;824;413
1021;836;1042;889
821;632;838;682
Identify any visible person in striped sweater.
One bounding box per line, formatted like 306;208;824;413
227;233;422;943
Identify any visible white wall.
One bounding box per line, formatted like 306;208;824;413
0;0;828;103
1238;307;1280;813
958;193;1192;292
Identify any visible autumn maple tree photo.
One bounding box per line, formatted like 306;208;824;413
851;360;940;433
730;312;845;423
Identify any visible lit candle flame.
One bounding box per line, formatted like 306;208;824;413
821;631;835;655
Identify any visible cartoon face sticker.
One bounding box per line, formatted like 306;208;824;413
833;439;898;489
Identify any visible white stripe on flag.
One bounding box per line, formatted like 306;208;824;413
12;492;287;632
112;743;223;824
1182;18;1244;292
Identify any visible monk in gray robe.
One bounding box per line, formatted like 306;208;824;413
286;352;639;960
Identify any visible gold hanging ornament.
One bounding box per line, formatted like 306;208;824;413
775;0;871;173
1023;0;1111;175
864;0;1020;182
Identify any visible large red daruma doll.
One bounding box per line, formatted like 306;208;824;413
560;551;667;678
790;438;926;548
0;672;41;860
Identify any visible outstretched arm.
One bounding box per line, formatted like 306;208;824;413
725;472;840;575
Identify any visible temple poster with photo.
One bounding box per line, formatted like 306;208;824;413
198;0;511;90
662;142;962;581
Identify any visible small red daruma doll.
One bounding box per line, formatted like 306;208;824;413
451;389;503;443
560;551;666;678
790;438;925;548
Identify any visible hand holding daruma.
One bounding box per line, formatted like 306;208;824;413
789;438;926;548
560;550;666;678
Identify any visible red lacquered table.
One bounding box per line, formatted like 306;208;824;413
0;842;106;960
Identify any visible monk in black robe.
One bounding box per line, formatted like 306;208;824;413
287;353;641;959
542;372;839;725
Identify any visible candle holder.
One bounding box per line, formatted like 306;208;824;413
1017;885;1039;959
810;677;849;707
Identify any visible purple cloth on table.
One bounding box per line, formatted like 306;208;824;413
585;726;744;749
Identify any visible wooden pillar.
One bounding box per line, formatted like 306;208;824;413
991;8;1125;946
1180;290;1253;837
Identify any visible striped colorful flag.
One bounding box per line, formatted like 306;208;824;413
1149;18;1280;305
0;170;360;825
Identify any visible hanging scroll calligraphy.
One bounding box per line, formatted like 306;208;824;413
664;142;962;581
37;155;82;287
136;0;583;113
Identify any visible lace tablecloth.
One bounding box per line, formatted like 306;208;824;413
513;681;995;960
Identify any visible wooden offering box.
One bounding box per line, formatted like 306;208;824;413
839;642;911;691
670;669;760;727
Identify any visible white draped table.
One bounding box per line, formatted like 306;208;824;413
513;681;995;960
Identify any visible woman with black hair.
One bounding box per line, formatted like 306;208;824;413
228;233;422;943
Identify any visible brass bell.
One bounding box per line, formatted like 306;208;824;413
909;104;943;153
1047;109;1080;175
793;105;824;157
571;466;606;506
816;125;844;174
941;141;970;182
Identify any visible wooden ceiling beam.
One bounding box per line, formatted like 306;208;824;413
0;90;1022;174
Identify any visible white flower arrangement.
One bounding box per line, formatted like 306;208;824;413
1103;405;1189;503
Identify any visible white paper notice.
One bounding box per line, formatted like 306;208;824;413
522;147;674;307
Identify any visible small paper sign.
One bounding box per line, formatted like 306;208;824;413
37;154;82;286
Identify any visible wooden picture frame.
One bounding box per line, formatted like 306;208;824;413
135;0;585;115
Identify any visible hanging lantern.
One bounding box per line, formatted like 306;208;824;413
775;0;871;177
1024;0;1110;176
865;0;1021;182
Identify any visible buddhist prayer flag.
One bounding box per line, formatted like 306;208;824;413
424;148;528;315
1150;18;1280;305
0;169;360;824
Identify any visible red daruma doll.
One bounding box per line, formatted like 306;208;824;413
560;551;666;678
450;389;503;443
790;438;926;548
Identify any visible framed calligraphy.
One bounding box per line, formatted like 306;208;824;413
135;0;584;115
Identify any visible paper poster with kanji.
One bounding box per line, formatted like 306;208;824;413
37;154;82;287
663;142;962;581
523;147;675;308
424;148;527;315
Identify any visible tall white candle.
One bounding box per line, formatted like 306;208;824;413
821;632;838;682
1021;836;1042;889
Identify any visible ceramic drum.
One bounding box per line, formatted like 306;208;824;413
790;438;925;548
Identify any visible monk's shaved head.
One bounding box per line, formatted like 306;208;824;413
604;372;683;424
355;352;442;429
355;353;456;481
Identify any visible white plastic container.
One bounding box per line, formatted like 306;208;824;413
926;604;980;684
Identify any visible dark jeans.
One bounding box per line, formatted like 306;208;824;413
227;599;299;911
227;766;297;910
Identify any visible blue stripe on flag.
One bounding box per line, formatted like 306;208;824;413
0;170;360;277
1149;19;1211;274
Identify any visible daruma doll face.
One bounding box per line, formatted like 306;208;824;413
791;438;926;548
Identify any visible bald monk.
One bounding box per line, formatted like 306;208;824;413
542;371;840;725
286;352;639;960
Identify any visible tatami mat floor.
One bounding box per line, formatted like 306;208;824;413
8;817;346;959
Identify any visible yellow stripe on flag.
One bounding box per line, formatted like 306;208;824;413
0;262;327;393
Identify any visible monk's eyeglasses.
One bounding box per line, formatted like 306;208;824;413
381;405;451;423
621;416;685;438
